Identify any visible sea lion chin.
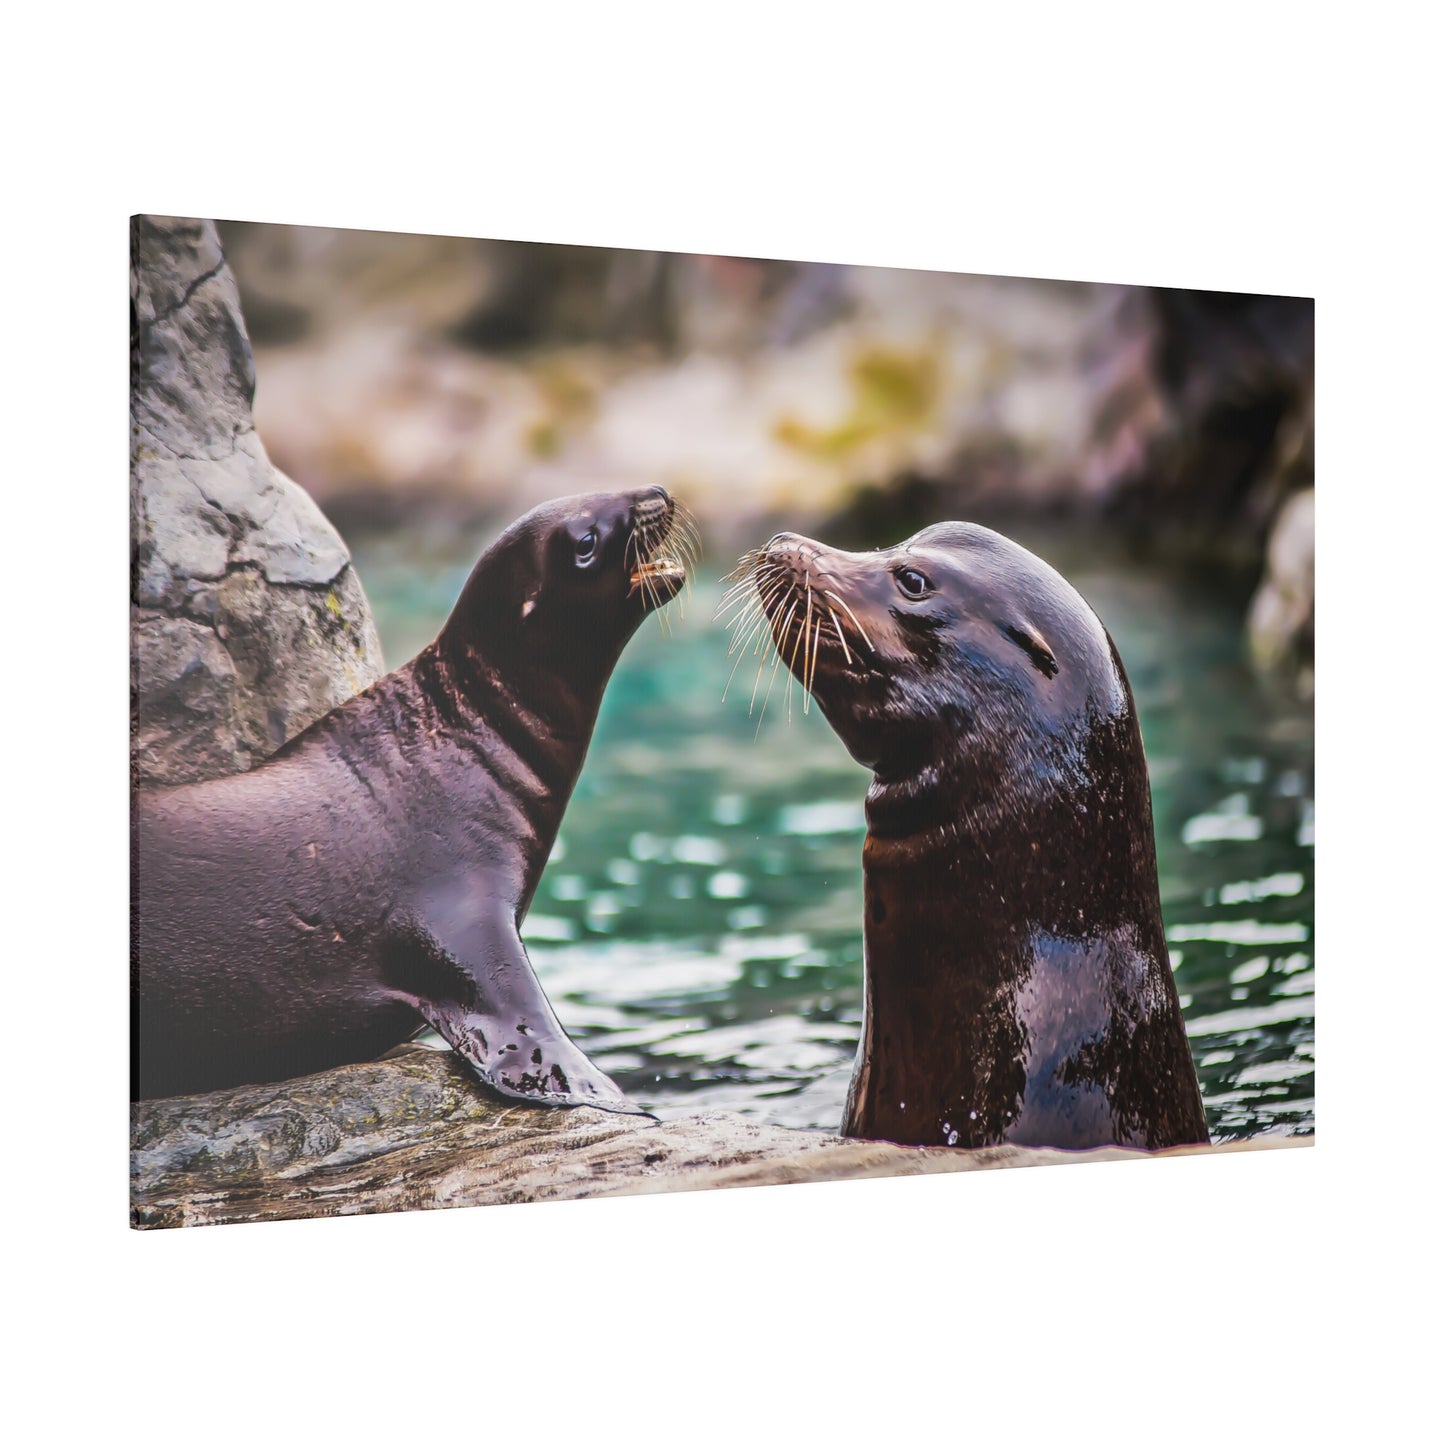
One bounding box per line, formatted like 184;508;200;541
726;522;1209;1152
132;486;697;1107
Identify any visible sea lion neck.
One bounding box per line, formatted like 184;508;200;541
431;623;613;747
429;506;641;740
862;706;1158;925
850;703;1189;1149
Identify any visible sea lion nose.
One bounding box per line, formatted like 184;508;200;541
764;533;815;584
633;487;671;525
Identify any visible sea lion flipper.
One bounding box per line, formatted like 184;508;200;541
401;902;648;1116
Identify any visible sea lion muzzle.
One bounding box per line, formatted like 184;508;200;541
627;488;695;602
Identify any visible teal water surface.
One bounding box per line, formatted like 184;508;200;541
352;523;1315;1142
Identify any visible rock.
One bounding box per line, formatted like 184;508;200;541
209;222;1317;585
1247;488;1315;696
1088;290;1315;560
130;1045;1286;1229
131;215;383;787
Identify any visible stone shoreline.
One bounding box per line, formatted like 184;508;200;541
131;1046;1308;1230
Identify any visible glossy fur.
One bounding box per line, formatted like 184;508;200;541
740;523;1209;1151
133;488;691;1104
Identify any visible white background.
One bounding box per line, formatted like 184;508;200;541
3;4;1437;1440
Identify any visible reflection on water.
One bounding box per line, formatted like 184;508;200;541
355;523;1315;1142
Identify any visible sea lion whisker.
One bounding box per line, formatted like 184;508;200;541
745;580;788;639
747;651;770;716
802;614;820;711
733;553;777;586
725;575;785;635
746;608;781;658
671;516;701;600
728;575;774;621
726;588;765;622
717;579;771;623
823;589;875;652
722;548;766;584
786;605;809;724
644;554;671;634
754;598;797;716
716;568;771;617
829;606;854;665
725;600;766;656
754;640;787;734
749;624;784;715
681;520;704;571
719;598;767;640
800;587;814;714
722;609;778;701
775;597;799;650
754;574;788;618
715;594;749;625
671;498;699;545
725;587;777;659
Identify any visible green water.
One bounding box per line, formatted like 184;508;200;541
353;523;1315;1142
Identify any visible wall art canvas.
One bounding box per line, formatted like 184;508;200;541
130;216;1314;1228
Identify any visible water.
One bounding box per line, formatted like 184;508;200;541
353;523;1315;1143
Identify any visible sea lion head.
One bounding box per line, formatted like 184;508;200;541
732;522;1131;836
443;486;697;683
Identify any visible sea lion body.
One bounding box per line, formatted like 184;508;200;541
732;522;1208;1151
133;487;693;1105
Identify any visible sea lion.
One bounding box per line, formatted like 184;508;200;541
722;523;1209;1151
133;487;697;1105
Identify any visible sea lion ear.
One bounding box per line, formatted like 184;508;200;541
1004;622;1059;679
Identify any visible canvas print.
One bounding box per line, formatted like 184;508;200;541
130;217;1314;1228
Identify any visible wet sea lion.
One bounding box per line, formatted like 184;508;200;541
133;487;697;1105
723;523;1209;1151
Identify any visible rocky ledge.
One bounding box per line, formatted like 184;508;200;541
130;1045;1303;1229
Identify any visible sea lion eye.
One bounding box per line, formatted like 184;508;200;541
895;567;932;599
575;529;598;564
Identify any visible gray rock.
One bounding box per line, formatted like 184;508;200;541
130;1045;1273;1229
131;215;383;786
1248;488;1315;697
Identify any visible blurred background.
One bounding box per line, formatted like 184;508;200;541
219;222;1315;1141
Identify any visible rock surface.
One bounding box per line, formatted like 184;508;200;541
1247;488;1315;698
130;216;384;786
130;1045;1299;1229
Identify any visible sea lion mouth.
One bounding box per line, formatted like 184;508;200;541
716;537;877;719
626;494;699;610
629;556;688;590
